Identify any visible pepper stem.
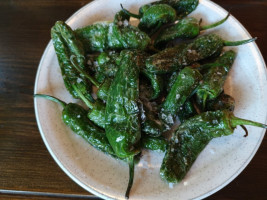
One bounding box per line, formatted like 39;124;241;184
230;114;267;130
202;93;208;110
200;13;230;31
224;37;257;46
70;55;101;88
125;156;135;199
72;85;94;109
34;94;67;108
121;4;141;19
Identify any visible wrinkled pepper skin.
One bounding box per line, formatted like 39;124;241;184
160;110;267;183
206;93;235;112
63;103;115;154
154;14;229;48
145;0;199;19
87;101;106;129
95;50;163;100
51;21;94;103
96;78;112;102
138;4;176;34
96;51;121;78
159;0;199;19
146;34;255;74
105;51;141;159
114;10;130;25
139;100;164;137
146;34;224;74
142;69;164;99
160;67;202;126
178;99;198;123
141;136;168;152
154;17;200;48
196;50;236;106
75;22;150;53
34;94;115;156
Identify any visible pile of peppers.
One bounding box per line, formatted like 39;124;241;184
35;0;267;199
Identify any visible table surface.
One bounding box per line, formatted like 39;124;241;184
0;0;266;199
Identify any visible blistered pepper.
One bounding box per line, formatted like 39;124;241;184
51;21;94;103
160;67;202;127
154;14;230;48
75;22;150;53
121;4;176;35
160;110;267;183
146;34;256;74
34;94;115;156
104;50;141;198
196;50;236;108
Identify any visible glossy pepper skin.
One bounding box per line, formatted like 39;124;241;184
75;22;150;53
122;4;176;35
139;4;176;34
34;94;115;156
104;50;141;198
95;51;121;78
160;67;202;126
159;0;199;19
141;136;168;152
160;110;267;183
154;14;229;48
95;50;163;100
51;21;94;103
146;34;256;74
206;93;235;112
105;50;141;159
196;50;236;107
178;99;198;123
140;0;199;19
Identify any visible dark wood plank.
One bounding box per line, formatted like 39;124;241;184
0;0;266;199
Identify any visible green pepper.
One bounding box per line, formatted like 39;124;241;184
160;110;267;183
141;136;168;152
75;22;150;53
154;14;230;48
139;99;164;137
105;50;141;198
206;92;235;112
114;10;130;25
159;0;199;19
34;94;115;156
177;99;198;123
196;50;236;108
137;0;199;19
51;21;94;103
146;34;256;74
160;67;202;127
121;4;176;35
95;51;121;78
95;50;163;100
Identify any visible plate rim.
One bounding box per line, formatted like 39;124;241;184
34;0;267;199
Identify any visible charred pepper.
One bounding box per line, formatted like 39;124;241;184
196;50;236;107
104;50;141;198
51;21;94;103
141;136;168;152
34;94;115;156
154;14;230;48
160;110;267;183
160;67;202;126
146;34;256;74
121;4;176;35
75;22;150;53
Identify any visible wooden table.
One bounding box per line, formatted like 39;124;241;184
0;0;266;199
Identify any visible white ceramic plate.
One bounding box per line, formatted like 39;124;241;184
34;0;267;199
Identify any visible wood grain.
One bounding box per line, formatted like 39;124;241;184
0;0;266;199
